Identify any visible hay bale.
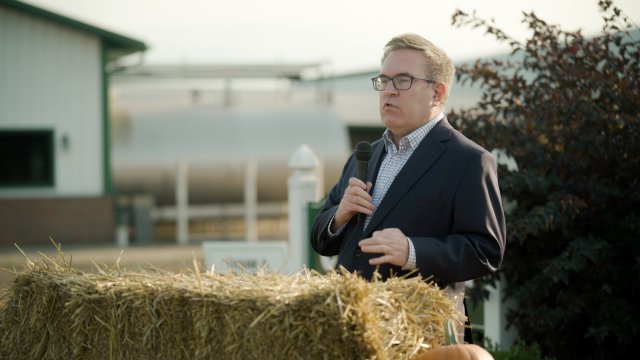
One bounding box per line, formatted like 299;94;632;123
0;303;6;360
0;252;464;360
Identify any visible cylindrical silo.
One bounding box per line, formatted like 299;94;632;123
112;103;350;205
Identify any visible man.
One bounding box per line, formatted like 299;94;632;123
310;33;506;342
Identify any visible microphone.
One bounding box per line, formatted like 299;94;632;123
354;141;372;231
355;141;372;183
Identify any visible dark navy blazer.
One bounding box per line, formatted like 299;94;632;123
311;118;506;285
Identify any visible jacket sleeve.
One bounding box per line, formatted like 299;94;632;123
412;150;506;283
310;154;356;256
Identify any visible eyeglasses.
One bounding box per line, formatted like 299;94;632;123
371;75;436;91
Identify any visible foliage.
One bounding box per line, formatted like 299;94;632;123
449;1;639;358
485;338;554;360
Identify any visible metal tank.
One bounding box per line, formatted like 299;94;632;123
111;104;350;205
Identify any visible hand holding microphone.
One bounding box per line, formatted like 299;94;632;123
331;142;374;231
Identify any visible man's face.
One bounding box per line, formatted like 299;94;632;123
379;49;438;140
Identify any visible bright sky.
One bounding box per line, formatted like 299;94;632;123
24;0;640;74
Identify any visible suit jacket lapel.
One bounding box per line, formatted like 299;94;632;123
367;139;386;184
363;119;452;236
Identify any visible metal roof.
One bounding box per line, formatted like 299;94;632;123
1;1;147;60
111;63;326;80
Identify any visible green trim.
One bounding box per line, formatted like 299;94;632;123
307;200;325;272
445;319;460;345
101;43;112;195
2;1;146;59
50;129;56;188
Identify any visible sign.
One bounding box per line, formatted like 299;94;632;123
202;241;288;273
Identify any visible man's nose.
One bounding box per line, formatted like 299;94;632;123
382;79;399;95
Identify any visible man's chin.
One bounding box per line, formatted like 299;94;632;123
381;116;402;129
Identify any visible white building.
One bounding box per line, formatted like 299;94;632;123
0;1;146;246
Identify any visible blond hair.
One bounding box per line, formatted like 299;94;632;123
382;33;455;104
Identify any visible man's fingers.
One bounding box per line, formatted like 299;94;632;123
348;186;372;202
335;177;375;226
348;177;367;189
369;255;394;266
351;193;374;211
359;243;386;254
347;178;373;199
341;179;373;211
358;228;409;267
342;193;372;212
367;251;405;266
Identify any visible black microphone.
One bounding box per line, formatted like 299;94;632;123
355;141;372;183
354;141;372;232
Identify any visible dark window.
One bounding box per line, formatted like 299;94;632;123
348;125;385;149
0;130;54;187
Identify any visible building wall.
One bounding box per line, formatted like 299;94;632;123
0;6;104;198
0;197;115;246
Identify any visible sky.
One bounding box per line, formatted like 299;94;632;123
23;0;640;75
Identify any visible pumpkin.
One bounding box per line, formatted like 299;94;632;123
411;320;494;360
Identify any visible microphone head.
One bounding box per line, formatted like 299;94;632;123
355;141;372;161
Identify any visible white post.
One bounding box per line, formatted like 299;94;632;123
176;159;189;245
116;225;129;247
483;277;518;349
287;144;321;274
245;159;258;243
115;196;129;247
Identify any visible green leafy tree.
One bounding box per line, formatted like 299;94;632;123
448;1;639;358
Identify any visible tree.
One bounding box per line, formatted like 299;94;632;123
449;1;640;358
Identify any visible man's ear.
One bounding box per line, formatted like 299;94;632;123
433;82;446;105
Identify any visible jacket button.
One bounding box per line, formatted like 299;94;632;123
354;248;362;257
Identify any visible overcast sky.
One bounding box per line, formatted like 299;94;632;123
24;0;640;74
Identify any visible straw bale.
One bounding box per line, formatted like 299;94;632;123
0;251;464;360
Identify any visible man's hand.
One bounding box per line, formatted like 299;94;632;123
359;228;409;267
331;177;373;232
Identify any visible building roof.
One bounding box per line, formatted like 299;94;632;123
111;63;326;81
1;1;147;61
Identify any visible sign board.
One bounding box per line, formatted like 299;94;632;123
202;241;288;273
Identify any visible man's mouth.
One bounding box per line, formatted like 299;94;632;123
383;102;396;108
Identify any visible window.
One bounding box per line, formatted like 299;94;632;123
348;125;385;149
0;130;54;187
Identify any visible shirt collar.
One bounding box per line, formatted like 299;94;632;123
382;112;444;153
